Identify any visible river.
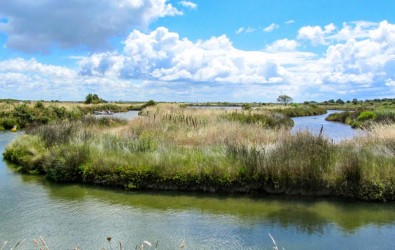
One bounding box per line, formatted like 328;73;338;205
1;113;394;249
292;110;363;142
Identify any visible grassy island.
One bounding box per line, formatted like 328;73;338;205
3;104;395;201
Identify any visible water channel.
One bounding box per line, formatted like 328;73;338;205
292;110;364;142
1;111;394;249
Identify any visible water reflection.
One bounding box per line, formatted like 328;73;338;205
266;208;327;235
13;171;395;234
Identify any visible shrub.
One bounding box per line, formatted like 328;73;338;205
0;117;18;129
45;144;91;182
357;111;377;121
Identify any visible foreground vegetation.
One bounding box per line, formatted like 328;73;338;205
3;104;395;201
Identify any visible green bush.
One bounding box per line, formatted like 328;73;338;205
45;144;91;182
357;111;377;121
0;118;18;129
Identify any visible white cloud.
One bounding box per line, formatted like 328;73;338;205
324;23;336;33
386;79;395;86
0;0;182;52
235;27;245;34
263;23;279;32
179;1;197;9
266;39;298;52
0;58;75;78
285;20;295;25
80;27;287;84
235;26;254;34
297;25;326;45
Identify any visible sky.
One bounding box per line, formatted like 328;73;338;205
0;0;395;102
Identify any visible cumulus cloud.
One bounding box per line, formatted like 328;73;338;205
77;21;395;100
2;20;395;101
263;23;279;32
266;39;298;52
79;27;287;84
179;1;197;9
297;25;326;45
0;0;182;52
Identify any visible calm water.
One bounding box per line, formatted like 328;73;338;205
1;115;394;249
292;110;363;142
94;110;140;120
188;106;242;110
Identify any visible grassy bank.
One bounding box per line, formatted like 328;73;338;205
4;104;395;201
261;104;327;117
326;109;395;128
0;100;149;130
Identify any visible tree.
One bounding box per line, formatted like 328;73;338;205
335;99;345;104
85;93;106;104
277;95;293;106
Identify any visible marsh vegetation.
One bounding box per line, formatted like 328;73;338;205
4;104;395;201
0;100;149;130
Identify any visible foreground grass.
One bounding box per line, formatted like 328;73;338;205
3;104;395;201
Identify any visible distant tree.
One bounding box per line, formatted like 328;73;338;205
352;98;358;105
34;101;44;109
85;93;106;104
328;99;335;104
277;95;293;106
146;100;156;106
335;99;345;104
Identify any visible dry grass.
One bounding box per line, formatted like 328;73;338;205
127;104;288;147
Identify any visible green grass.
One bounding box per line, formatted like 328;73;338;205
326;109;395;128
268;104;327;117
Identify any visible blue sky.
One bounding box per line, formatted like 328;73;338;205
1;0;395;102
